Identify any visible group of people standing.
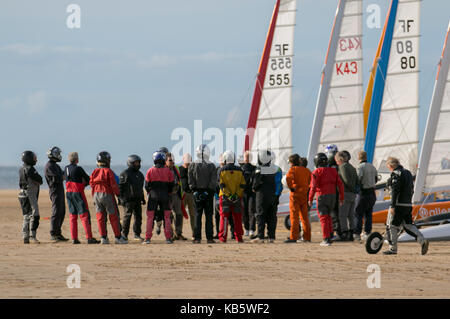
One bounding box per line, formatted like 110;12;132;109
17;142;429;254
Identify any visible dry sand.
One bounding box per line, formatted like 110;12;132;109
1;189;449;299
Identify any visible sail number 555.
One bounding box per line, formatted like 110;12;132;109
268;74;290;86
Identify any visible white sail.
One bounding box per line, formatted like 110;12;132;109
245;0;297;173
307;0;364;169
366;0;420;175
413;22;450;202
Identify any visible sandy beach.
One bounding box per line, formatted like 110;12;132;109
1;189;449;299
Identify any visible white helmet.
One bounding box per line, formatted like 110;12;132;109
196;144;210;161
257;150;272;166
223;150;235;164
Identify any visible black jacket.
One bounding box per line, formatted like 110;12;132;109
119;167;145;203
179;165;191;193
19;165;43;190
64;164;90;186
388;165;414;208
252;167;276;195
241;163;256;194
45;160;64;190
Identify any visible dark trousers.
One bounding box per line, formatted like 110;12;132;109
122;201;142;237
330;190;341;236
49;187;66;236
242;192;256;232
355;191;376;235
255;193;277;239
194;195;214;241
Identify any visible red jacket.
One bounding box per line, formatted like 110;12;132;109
90;167;119;196
309;167;344;202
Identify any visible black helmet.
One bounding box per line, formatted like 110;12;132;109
314;153;328;168
22;151;37;166
47;146;62;162
158;147;169;155
97;151;111;167
127;154;141;169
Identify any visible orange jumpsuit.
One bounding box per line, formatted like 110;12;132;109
286;166;312;241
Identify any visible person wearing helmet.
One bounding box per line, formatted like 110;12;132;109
118;154;145;242
214;154;235;240
143;151;176;244
217;150;246;243
90;151;128;244
179;153;196;237
154;147;169;236
285;154;312;243
270;152;284;239
241;151;256;238
325;144;339;167
308;152;345;246
324;144;343;240
64;152;99;244
44;146;68;242
18;151;43;244
250;150;278;243
188;144;217;244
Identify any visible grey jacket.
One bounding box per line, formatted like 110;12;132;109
338;162;358;193
357;161;378;190
188;161;217;192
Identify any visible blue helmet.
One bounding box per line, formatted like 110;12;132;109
153;151;166;165
324;144;338;159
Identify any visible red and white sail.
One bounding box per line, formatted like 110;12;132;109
413;22;450;202
307;0;364;168
245;0;297;172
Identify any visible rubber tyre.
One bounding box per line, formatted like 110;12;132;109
284;215;291;230
365;232;384;254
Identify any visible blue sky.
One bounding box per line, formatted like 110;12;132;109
0;0;449;166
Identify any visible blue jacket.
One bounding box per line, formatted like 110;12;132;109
274;166;283;196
